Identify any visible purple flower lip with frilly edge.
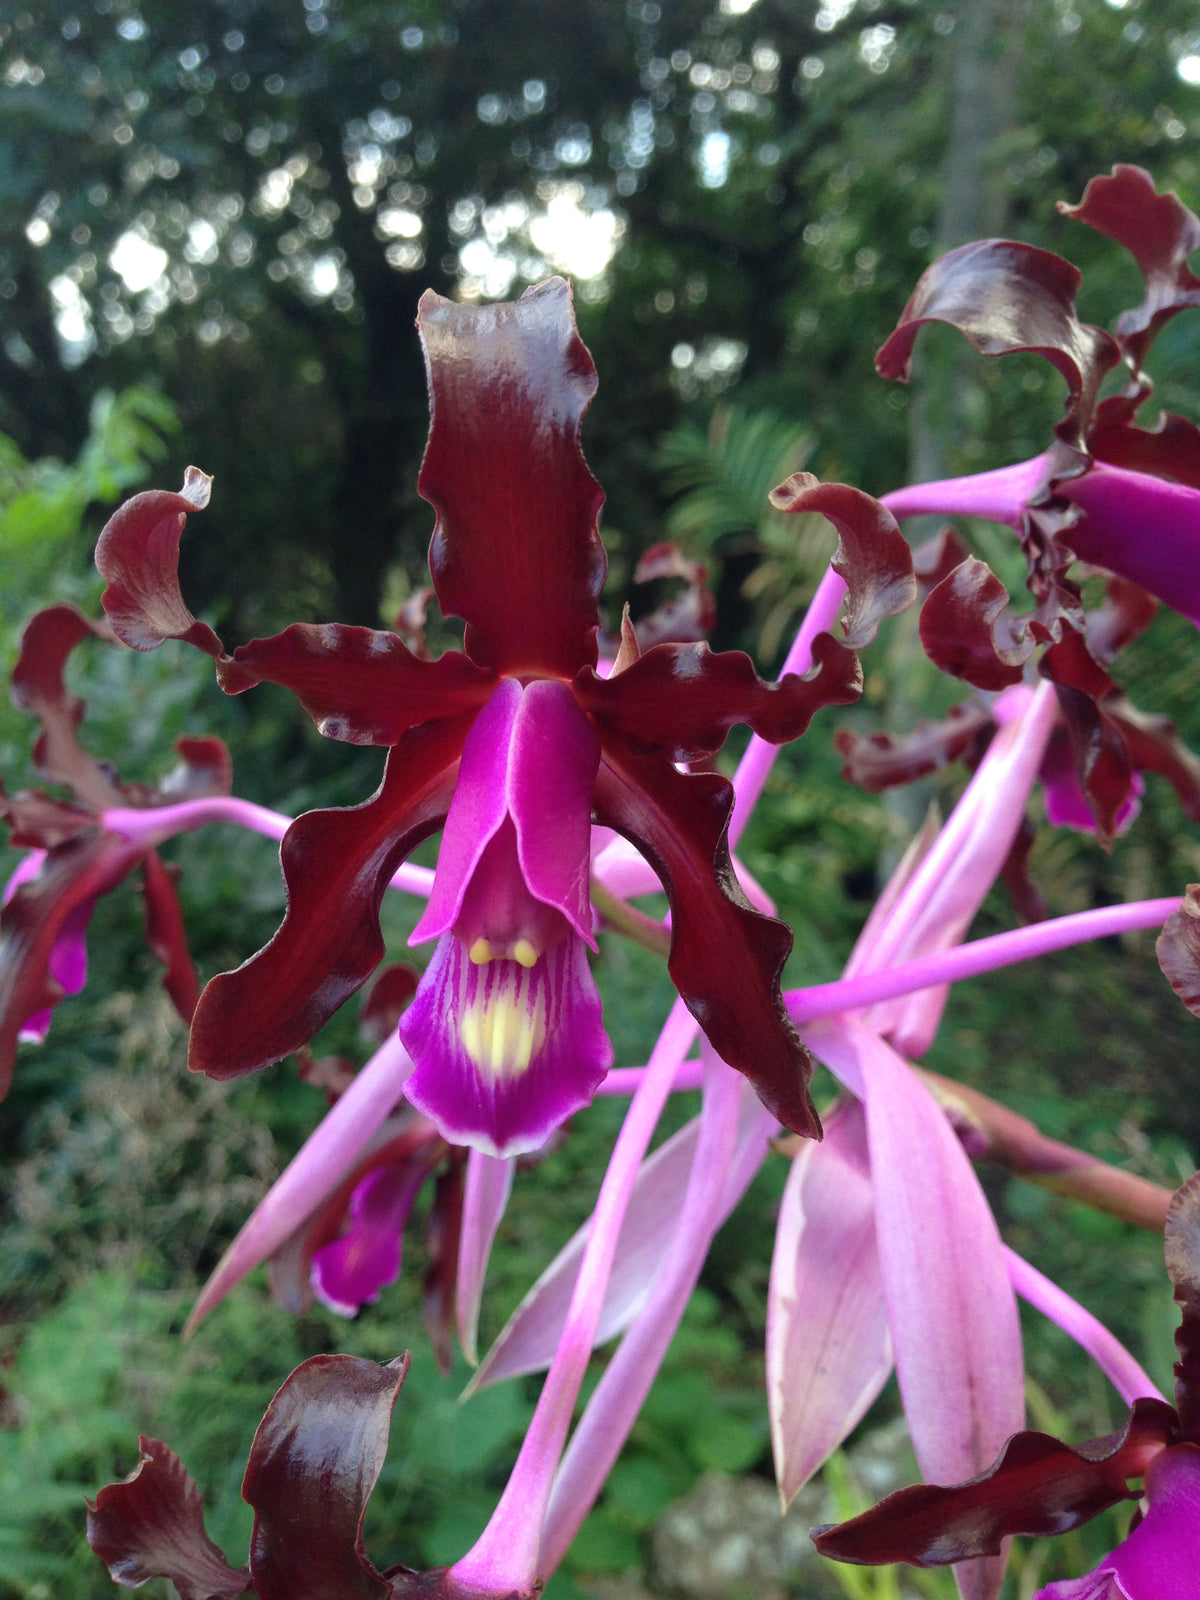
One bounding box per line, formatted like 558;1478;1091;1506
94;275;919;1158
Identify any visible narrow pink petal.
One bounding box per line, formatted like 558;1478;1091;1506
469;1071;772;1393
1005;1247;1165;1407
184;1035;414;1335
853;681;1056;1057
1060;463;1200;628
541;1051;747;1572
804;1018;1024;1491
767;1098;892;1507
881;452;1053;529
457;1149;516;1366
401;932;612;1158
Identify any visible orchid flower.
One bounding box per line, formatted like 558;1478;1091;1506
0;603;232;1089
812;1172;1200;1600
875;165;1200;838
93;276;918;1159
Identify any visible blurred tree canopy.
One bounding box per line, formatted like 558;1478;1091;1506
2;0;1199;637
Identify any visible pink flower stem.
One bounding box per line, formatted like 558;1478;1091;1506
787;898;1180;1024
102;799;435;896
1005;1246;1166;1406
450;997;699;1597
728;563;848;850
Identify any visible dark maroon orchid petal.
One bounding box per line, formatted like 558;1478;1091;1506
86;1435;251;1599
188;716;472;1079
1165;1173;1200;1436
11;605;121;809
1158;889;1200;1019
576;633;861;764
1060;165;1200;377
769;476;916;648
242;1352;409;1600
160;736;234;801
628;541;717;648
141;848;201;1022
0;829;140;1097
1040;630;1135;841
418;278;605;679
834;703;994;793
360;963;421;1043
919;557;1031;689
811;1397;1178;1568
216;623;495;746
593;737;819;1140
1088;408;1200;490
913;527;973;598
1104;699;1200;823
1085;578;1158;667
875;239;1120;449
2;789;98;850
96;467;225;658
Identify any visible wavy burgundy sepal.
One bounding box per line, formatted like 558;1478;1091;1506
768;475;917;648
188;719;470;1078
919;557;1031;690
96;467;224;657
834;702;993;793
1165;1171;1200;1436
1059;164;1200;378
576;634;861;763
595;736;820;1140
11;605;122;808
418;277;605;680
1157;888;1200;1019
811;1397;1178;1568
86;1436;253;1599
875;238;1119;450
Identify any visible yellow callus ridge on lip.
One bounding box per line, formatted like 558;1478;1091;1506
460;962;547;1081
468;937;492;965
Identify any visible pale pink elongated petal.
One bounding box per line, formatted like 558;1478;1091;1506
804;1015;1023;1600
590;832;661;898
183;1034;414;1335
1059;463;1200;629
451;999;698;1596
854;681;1056;1057
457;1148;516;1366
468;1066;773;1393
1004;1246;1165;1407
541;1050;747;1572
767;1097;892;1507
881;452;1052;530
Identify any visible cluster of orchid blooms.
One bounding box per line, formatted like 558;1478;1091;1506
7;164;1200;1599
